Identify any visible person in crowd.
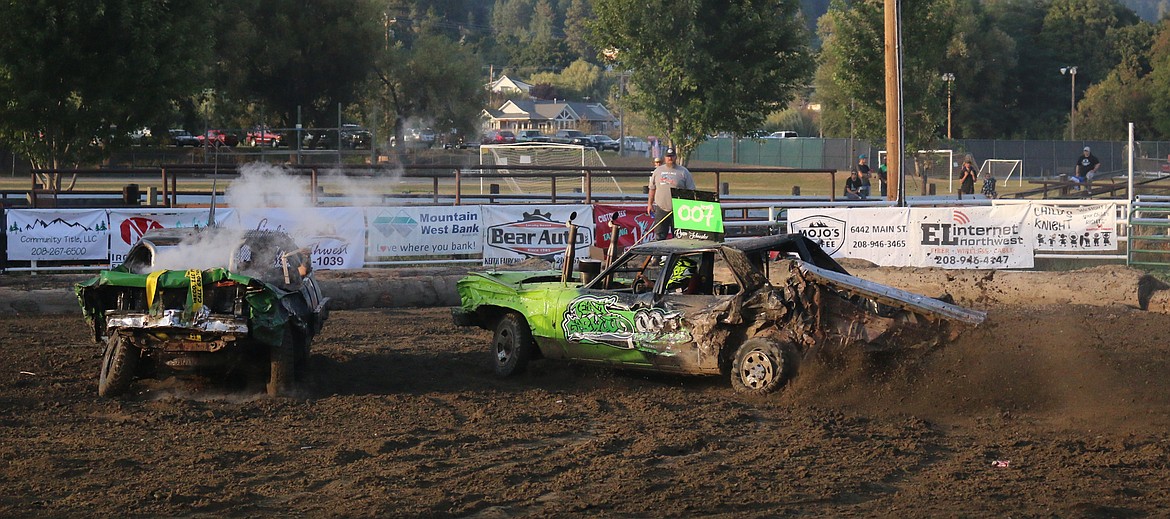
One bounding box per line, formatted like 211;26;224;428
844;169;865;200
981;168;998;199
878;156;889;197
958;158;977;196
646;147;695;240
1076;146;1100;184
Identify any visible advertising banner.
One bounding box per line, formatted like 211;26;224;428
1031;203;1117;251
481;204;595;267
228;207;366;269
911;205;1033;269
365;206;482;258
6;209;109;261
107;209;234;265
788;208;913;265
592;204;654;250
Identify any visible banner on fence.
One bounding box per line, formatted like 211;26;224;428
789;205;1034;268
107;209;235;265
911;205;1033;269
1031;203;1117;251
228;207;366;269
592;205;654;251
482;205;594;267
366;206;482;258
6;209;109;261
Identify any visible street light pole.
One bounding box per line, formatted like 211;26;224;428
1061;66;1077;140
941;73;955;139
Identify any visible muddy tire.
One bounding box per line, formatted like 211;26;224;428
267;329;297;397
730;338;796;395
98;333;139;398
493;312;534;377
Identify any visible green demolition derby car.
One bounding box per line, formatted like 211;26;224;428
453;234;986;395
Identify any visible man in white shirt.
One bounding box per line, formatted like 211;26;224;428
646;147;696;240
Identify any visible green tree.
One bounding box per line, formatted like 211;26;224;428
589;0;815;160
213;1;383;128
1075;21;1159;139
563;0;596;60
0;0;212;168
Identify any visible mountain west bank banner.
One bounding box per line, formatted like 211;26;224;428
481;204;594;267
6;209;109;261
366;206;481;259
107;209;235;265
790;205;1038;269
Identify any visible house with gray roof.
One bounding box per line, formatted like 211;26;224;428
482;99;617;134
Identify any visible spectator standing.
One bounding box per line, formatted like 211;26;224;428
647;147;695;240
958;158;977;196
844;169;864;200
878;156;889;197
856;155;872;198
1076;146;1101;184
981;168;998;198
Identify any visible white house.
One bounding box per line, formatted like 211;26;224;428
487;75;533;95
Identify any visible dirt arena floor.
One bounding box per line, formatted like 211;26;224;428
3;269;1170;517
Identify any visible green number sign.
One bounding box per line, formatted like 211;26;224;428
671;198;724;233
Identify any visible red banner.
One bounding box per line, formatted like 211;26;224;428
592;204;654;250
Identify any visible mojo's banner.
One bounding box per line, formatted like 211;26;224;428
911;205;1033;269
107;209;235;265
6;209;109;261
366;206;481;258
226;207;366;269
1031;203;1117;251
481;205;594;267
788;208;913;265
592;205;653;250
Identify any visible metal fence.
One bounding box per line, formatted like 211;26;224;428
693;137;1170;178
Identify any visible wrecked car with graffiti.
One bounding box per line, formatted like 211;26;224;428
76;228;329;398
452;234;986;394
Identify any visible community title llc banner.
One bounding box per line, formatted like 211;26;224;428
789;205;1034;269
107;209;235;265
481;204;594;267
6;209;109;261
366;206;481;258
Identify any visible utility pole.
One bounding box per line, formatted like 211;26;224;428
884;0;904;204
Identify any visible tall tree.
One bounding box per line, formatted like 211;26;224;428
589;0;815;160
214;1;383;128
0;0;213;168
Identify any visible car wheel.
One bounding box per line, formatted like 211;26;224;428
493;312;534;377
267;329;297;396
98;332;139;398
246;137;256;147
730;338;796;395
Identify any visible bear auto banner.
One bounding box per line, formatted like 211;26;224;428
910;205;1033;269
1031;203;1117;252
365;206;482;258
788;208;914;266
481;204;595;267
592;204;654;250
107;209;235;265
6;209;109;261
226;207;366;269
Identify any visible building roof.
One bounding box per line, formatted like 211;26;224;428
490;99;615;124
487;75;533;94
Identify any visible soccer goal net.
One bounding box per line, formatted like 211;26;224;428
479;143;622;196
979;159;1023;187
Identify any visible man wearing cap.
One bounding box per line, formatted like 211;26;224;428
856;155;872;198
647;147;695;240
1075;146;1100;184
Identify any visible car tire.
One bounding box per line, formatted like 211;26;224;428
493;312;534;377
730;338;796;395
267;329;297;397
246;137;256;147
98;332;139;398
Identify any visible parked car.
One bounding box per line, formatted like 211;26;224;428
302;124;371;150
341;124;372;149
766;131;799;139
76;227;329;397
452;234;984;395
246;127;282;147
621;136;649;153
482;129;516;145
168;129;201;147
588;134;620;151
196;129;239;147
516;130;549;143
553;129;591;147
404;127;437;148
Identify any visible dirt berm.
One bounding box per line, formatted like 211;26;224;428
1;264;1167;315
